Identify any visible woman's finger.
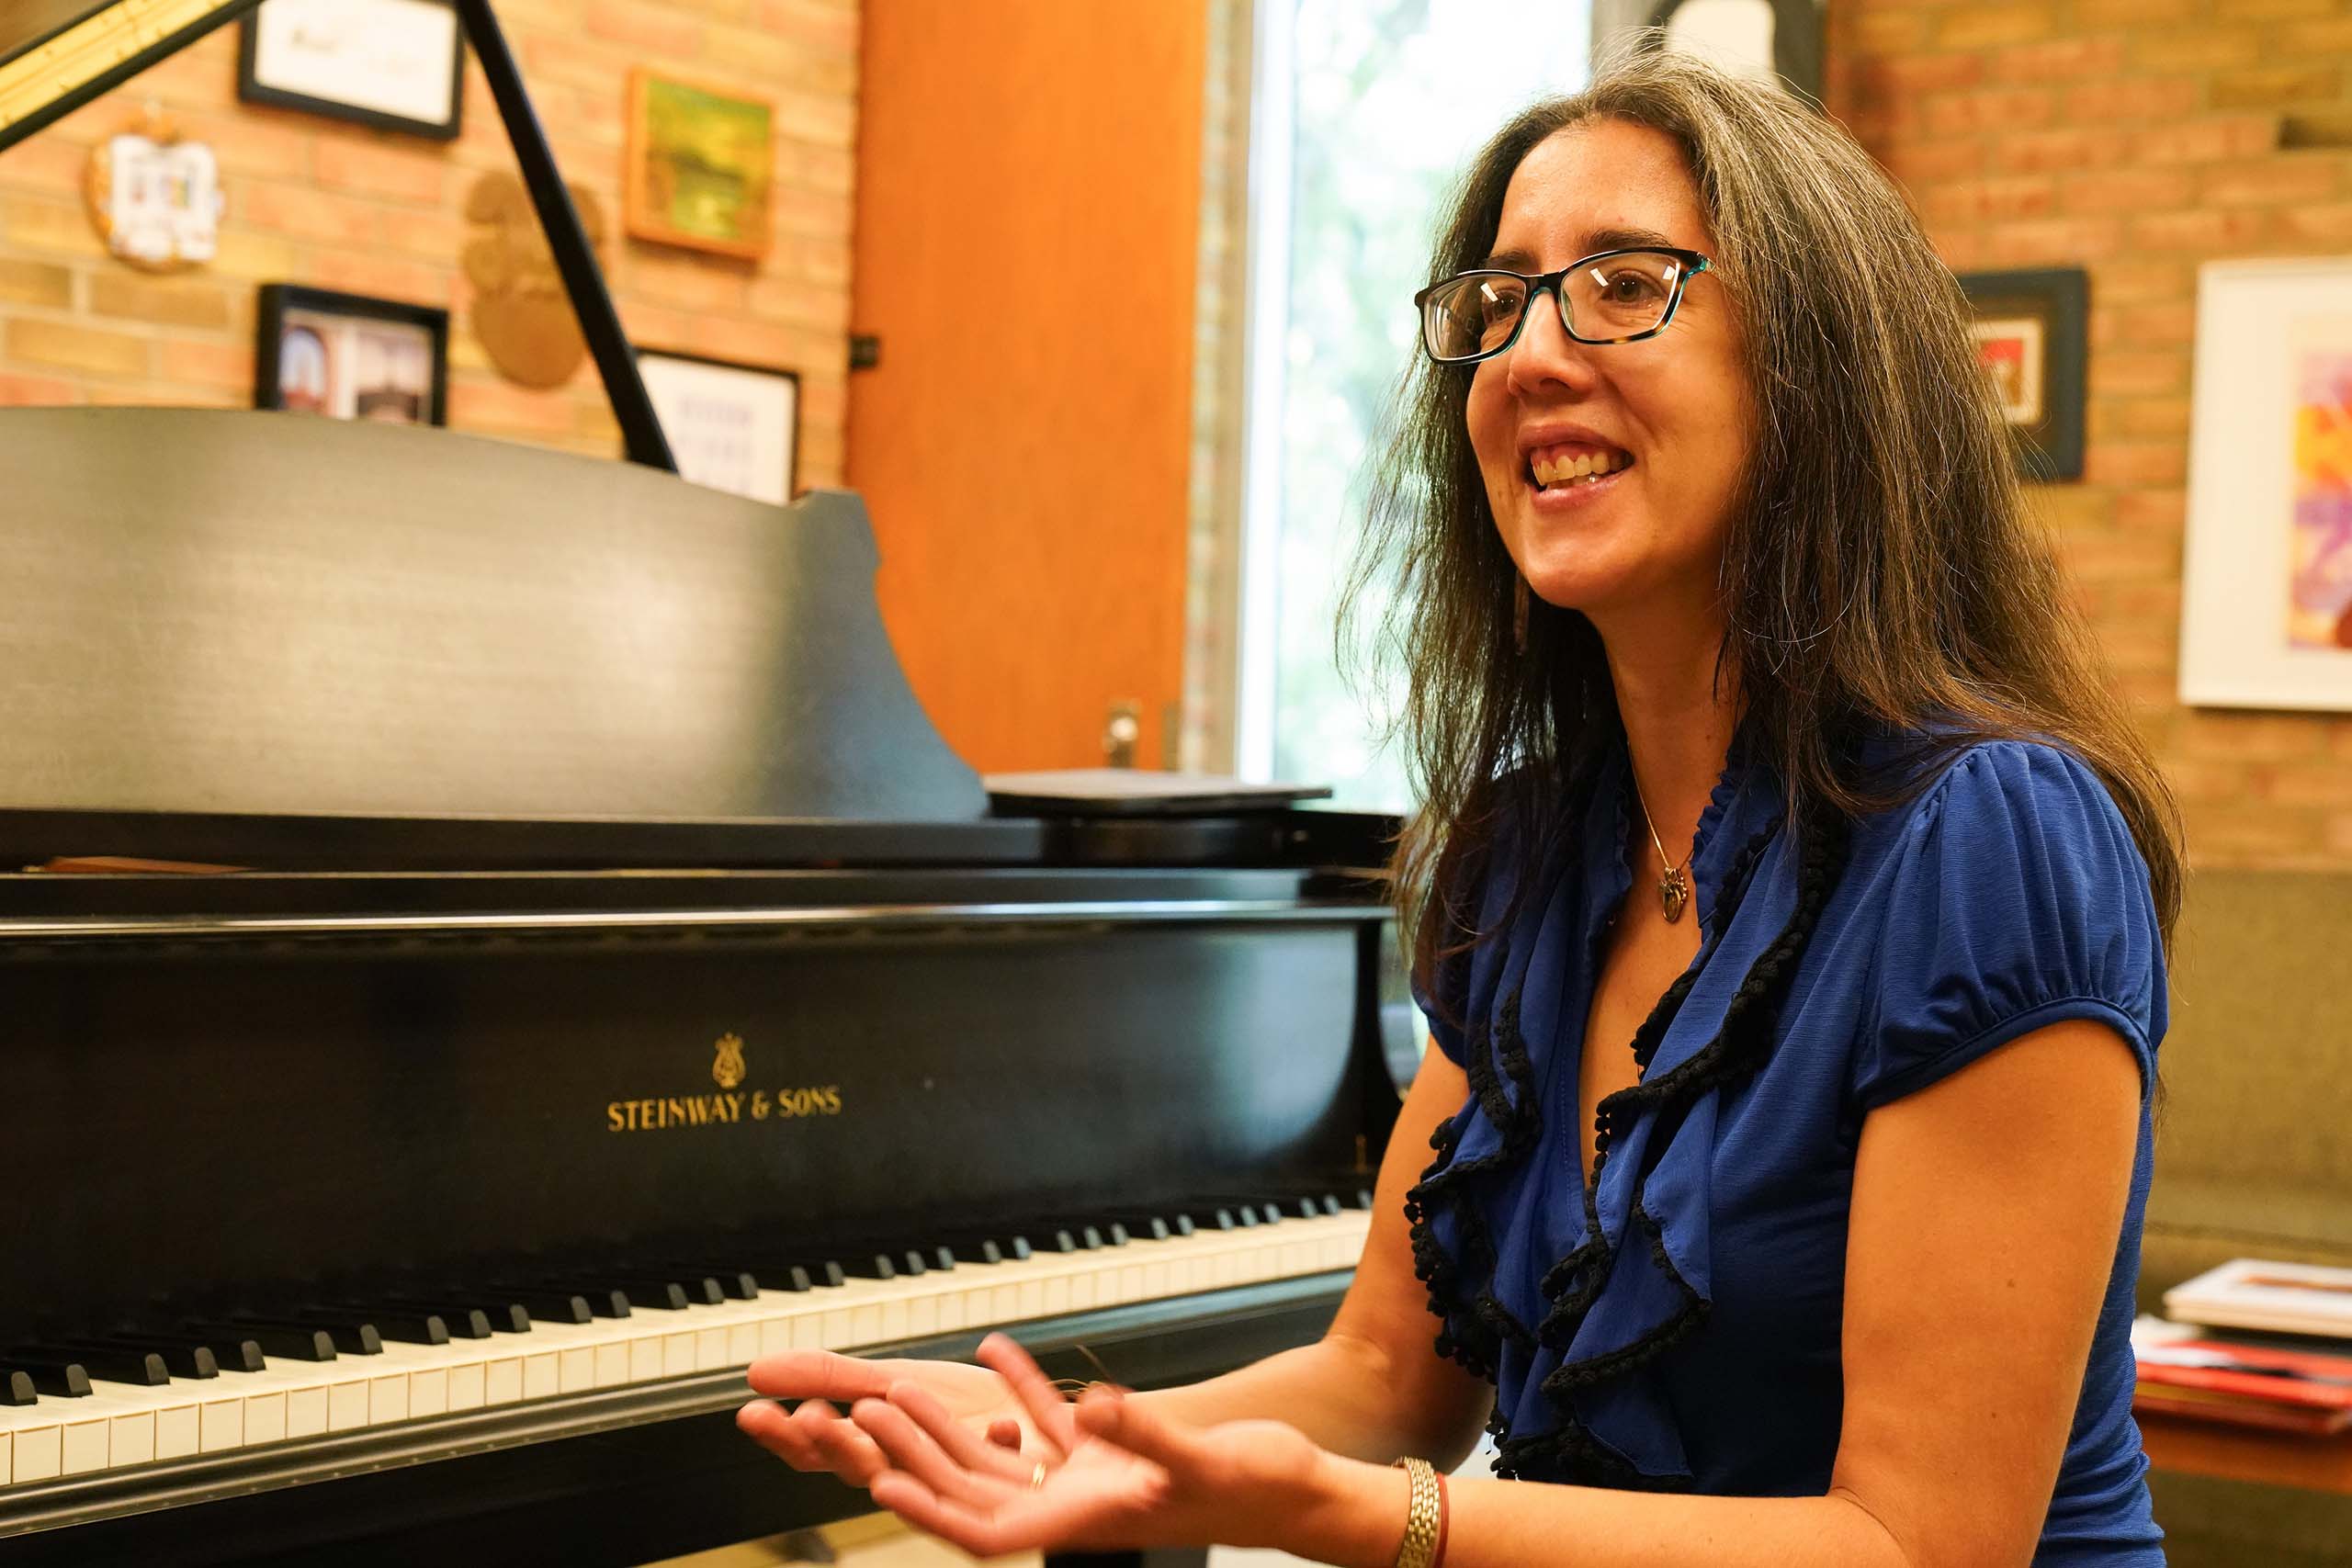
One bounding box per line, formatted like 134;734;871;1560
888;1380;1035;1482
745;1350;898;1404
974;1334;1079;1452
851;1397;1016;1508
792;1397;888;1483
1072;1388;1212;1477
736;1400;816;1468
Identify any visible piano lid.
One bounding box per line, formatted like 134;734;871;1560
0;409;991;841
0;1;257;153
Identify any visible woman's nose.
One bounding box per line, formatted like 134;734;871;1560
1502;286;1601;399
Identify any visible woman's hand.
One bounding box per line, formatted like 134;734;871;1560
738;1338;1072;1487
846;1335;1337;1560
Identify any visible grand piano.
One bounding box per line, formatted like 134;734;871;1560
0;6;1407;1562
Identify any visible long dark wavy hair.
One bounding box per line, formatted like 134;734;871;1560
1347;44;2184;991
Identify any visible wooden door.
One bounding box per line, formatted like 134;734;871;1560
847;0;1205;772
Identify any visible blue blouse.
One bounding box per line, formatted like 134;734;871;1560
1406;730;2165;1564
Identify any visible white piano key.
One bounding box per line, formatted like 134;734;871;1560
482;1358;523;1406
9;1420;60;1483
447;1362;484;1413
243;1390;287;1446
523;1352;560;1402
199;1394;243;1453
155;1401;199;1461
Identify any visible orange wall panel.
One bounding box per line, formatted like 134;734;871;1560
849;0;1204;772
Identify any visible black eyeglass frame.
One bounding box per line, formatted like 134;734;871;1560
1412;246;1713;363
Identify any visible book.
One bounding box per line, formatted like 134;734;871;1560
2163;1258;2352;1341
2132;1323;2352;1435
2132;1382;2352;1437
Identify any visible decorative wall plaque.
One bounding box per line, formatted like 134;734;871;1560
463;168;604;389
84;105;223;271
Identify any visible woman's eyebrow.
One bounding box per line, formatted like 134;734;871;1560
1477;226;1687;271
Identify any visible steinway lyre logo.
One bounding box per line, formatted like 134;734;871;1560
712;1032;747;1090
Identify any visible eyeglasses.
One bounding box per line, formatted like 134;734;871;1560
1413;247;1712;365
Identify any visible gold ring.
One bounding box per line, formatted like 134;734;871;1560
1028;1461;1048;1491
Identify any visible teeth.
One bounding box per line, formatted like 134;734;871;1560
1528;447;1628;489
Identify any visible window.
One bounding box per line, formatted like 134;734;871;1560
1235;0;1591;807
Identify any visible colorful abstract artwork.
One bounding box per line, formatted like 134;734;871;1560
2291;347;2352;651
2180;260;2352;711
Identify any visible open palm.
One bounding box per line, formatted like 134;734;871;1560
845;1337;1329;1558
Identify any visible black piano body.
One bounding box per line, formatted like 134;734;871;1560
0;409;1405;1563
0;6;1407;1560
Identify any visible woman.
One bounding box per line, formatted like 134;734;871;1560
739;45;2183;1568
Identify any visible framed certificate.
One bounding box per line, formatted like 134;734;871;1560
240;0;465;141
636;348;801;506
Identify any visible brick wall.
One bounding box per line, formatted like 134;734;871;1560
0;0;853;478
1827;0;2352;869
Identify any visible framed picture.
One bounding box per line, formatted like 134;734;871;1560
625;69;775;260
1646;0;1825;103
2180;257;2352;711
255;283;448;427
636;348;800;505
240;0;465;141
1957;267;2086;482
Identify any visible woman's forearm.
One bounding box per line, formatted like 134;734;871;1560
1133;1332;1489;1469
1291;1461;1914;1568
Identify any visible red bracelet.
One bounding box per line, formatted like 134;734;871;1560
1432;1471;1451;1568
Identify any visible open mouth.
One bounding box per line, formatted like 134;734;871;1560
1525;443;1634;492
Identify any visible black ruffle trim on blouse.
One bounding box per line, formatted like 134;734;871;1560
1404;797;1852;1489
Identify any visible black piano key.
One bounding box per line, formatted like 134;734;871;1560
1354;1188;1376;1211
540;1276;692;1312
565;1271;722;1308
334;1301;486;1340
1;1370;35;1405
726;1258;836;1291
26;1345;170;1386
198;1320;344;1360
489;1283;619;1321
68;1337;219;1380
923;1246;956;1272
1173;1201;1242;1231
255;1312;386;1355
0;1357;92;1397
132;1335;263;1372
941;1229;1028;1263
658;1267;761;1301
136;1330;265;1373
841;1253;901;1281
1100;1210;1179;1241
1320;1194;1345;1216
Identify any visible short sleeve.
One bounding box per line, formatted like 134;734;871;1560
1852;741;2165;1112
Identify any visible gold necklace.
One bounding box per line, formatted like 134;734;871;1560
1630;772;1692;923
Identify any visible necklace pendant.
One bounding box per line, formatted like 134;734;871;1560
1658;866;1690;923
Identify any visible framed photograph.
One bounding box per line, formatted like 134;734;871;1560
1647;0;1824;103
625;69;775;260
636;348;799;505
2180;257;2352;710
255;283;448;427
1957;267;2086;482
240;0;464;141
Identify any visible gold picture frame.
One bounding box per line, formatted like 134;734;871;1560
623;68;774;261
